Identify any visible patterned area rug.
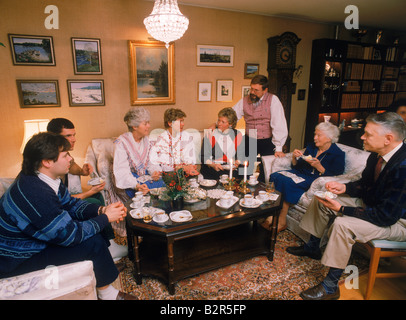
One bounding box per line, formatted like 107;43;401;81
114;230;368;300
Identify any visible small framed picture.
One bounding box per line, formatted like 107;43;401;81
197;82;212;102
244;63;259;79
71;37;102;74
9;34;55;66
67;80;105;106
197;45;234;67
242;85;251;98
298;89;306;101
16;80;60;108
216;80;233;102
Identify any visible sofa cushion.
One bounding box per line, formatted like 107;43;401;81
0;260;97;300
0;178;14;198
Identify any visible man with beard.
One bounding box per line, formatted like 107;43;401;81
232;75;288;179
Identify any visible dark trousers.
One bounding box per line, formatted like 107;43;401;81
244;136;276;182
3;234;119;288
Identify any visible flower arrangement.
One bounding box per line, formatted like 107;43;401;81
161;167;190;200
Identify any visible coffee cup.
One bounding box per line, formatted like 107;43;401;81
154;212;166;222
220;194;232;207
249;175;257;183
258;190;268;201
220;174;228;183
132;197;143;209
135;191;143;198
244;194;253;206
189;178;198;188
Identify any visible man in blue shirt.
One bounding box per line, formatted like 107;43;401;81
0;132;136;300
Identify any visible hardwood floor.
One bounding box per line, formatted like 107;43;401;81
339;256;406;300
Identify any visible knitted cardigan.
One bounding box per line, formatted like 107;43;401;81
0;173;109;275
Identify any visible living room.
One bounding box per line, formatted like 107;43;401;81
0;0;405;302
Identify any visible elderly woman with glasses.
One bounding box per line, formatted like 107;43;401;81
113;107;165;197
262;121;346;232
200;107;246;180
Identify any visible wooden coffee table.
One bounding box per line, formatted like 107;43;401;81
125;183;282;295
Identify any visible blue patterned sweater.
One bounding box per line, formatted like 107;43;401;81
0;173;109;275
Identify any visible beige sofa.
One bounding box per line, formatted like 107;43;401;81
262;143;371;243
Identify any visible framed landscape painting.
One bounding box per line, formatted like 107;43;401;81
9;34;55;66
197;45;234;67
67;80;105;106
244;63;259;79
17;80;60;108
128;40;175;105
71;37;102;74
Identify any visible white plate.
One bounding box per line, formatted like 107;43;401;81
153;213;169;223
314;191;337;199
248;180;258;186
239;198;262;208
150;187;165;196
129;209;143;219
216;196;239;209
88;178;104;185
169;210;193;222
199;179;217;187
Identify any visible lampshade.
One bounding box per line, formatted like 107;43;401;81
20;119;49;153
143;0;189;48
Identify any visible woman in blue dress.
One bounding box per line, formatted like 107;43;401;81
262;121;345;232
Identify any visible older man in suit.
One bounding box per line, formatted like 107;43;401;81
287;112;406;300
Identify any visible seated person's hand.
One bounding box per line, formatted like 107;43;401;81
151;171;162;181
136;183;150;195
208;163;223;171
183;164;199;176
105;202;127;223
90;181;106;193
81;163;93;176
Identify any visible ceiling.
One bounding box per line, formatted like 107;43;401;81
177;0;406;31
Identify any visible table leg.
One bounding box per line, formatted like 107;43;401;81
167;239;175;295
268;210;280;261
132;234;142;285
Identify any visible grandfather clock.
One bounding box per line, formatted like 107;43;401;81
267;32;301;152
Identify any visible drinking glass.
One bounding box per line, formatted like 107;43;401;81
266;181;275;194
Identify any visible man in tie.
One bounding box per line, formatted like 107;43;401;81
286;112;406;300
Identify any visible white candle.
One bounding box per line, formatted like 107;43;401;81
243;161;247;182
229;158;233;180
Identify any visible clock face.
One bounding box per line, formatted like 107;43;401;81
280;48;292;63
279;40;294;65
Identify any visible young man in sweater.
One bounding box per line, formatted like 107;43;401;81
0;132;136;300
287;112;406;300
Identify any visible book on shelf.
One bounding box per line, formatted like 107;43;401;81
378;93;394;108
341;93;360;109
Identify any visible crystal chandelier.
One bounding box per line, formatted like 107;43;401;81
144;0;189;48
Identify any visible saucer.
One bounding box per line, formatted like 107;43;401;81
248;180;258;186
239;198;262;208
170;210;193;222
129;209;143;219
199;179;217;187
153;213;169;223
88;177;104;186
216;196;239;209
314;191;337;199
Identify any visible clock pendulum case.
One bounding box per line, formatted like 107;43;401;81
267;32;301;152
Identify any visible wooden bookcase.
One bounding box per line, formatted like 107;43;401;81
304;38;406;146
